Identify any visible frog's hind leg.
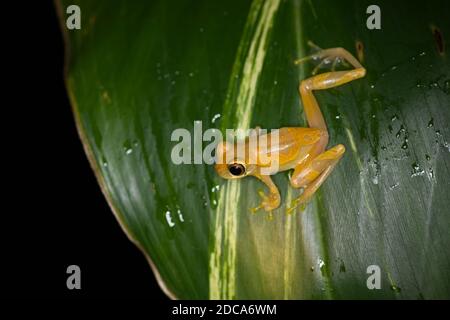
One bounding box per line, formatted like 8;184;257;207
287;144;345;213
295;46;366;143
287;46;363;212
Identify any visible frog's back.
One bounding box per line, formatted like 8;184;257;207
257;127;322;168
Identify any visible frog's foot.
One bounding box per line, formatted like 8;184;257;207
295;41;351;74
250;190;280;213
286;195;309;214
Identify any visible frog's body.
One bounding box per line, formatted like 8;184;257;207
215;46;366;212
253;127;324;174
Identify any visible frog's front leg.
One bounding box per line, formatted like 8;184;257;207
250;173;280;213
288;144;345;213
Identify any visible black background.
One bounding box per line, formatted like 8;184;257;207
3;1;168;300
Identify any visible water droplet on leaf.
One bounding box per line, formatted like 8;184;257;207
411;162;425;177
401;141;408;150
165;211;175;227
390;183;399;190
390;284;402;293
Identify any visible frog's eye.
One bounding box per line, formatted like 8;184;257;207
228;163;246;177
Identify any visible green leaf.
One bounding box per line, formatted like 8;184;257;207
59;0;450;299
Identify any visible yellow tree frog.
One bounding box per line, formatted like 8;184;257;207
215;46;366;212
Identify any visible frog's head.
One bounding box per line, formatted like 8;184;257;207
214;141;256;179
